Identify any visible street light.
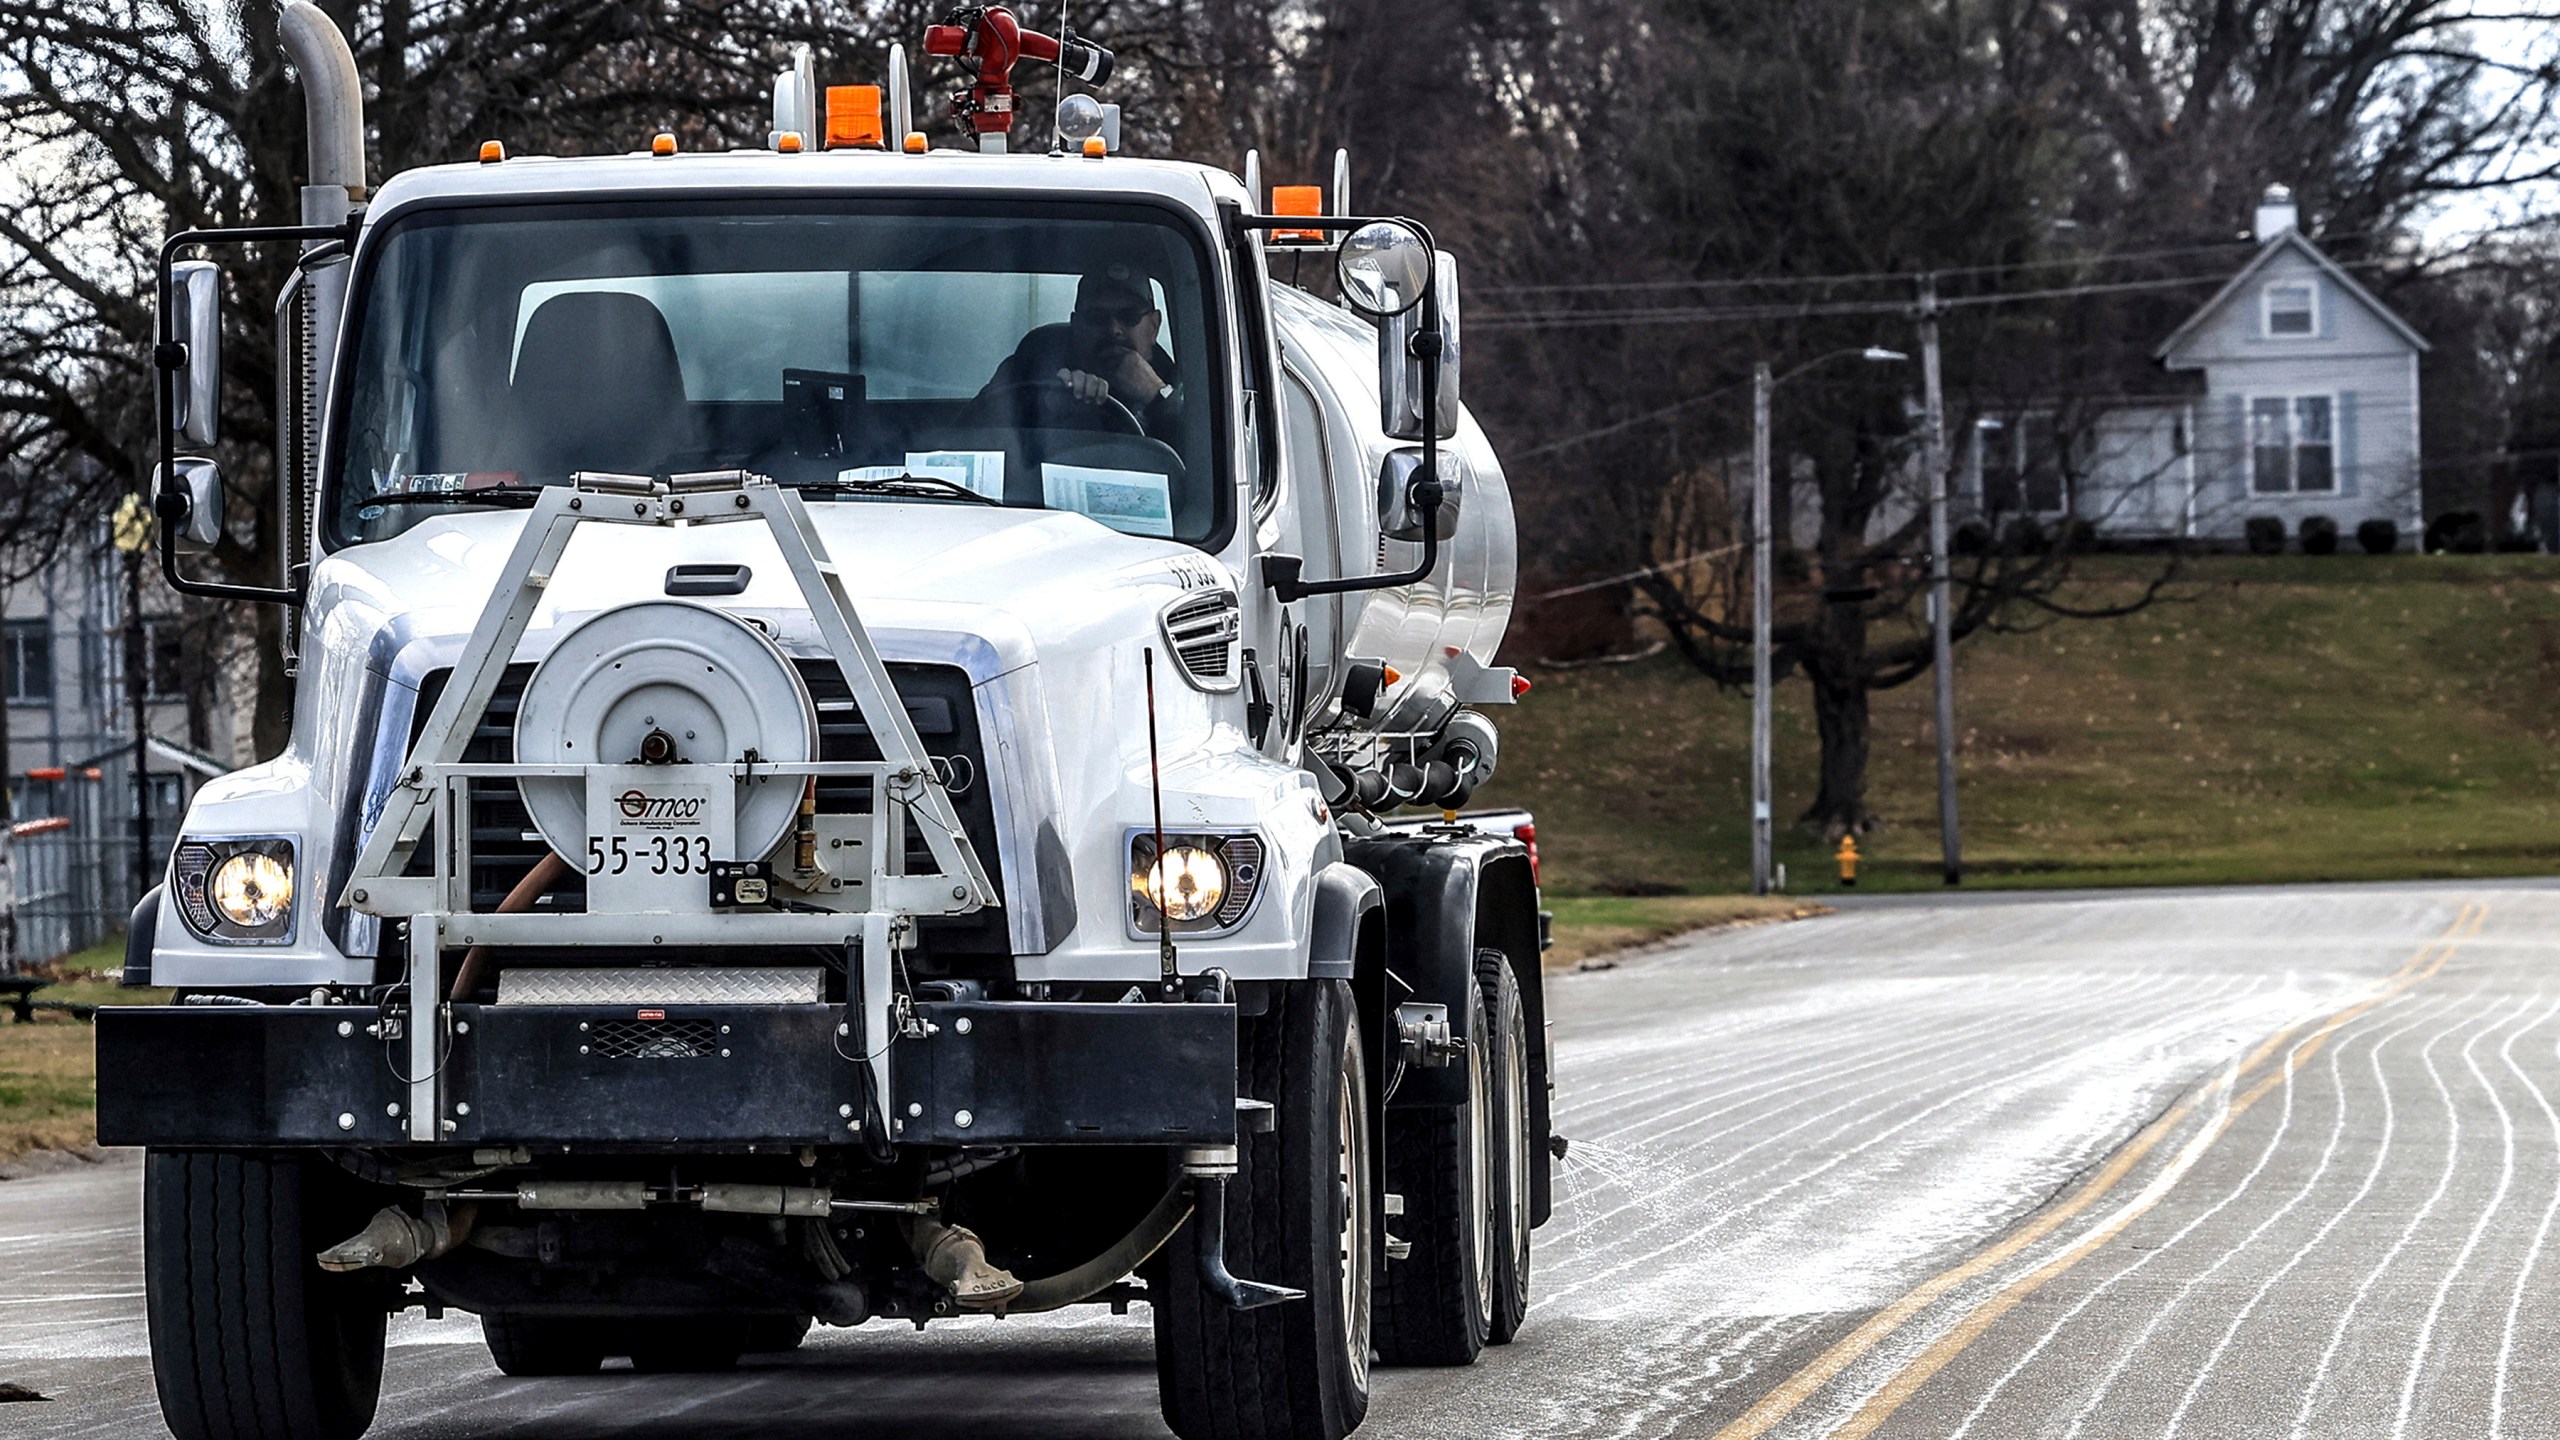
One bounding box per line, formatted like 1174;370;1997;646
1750;346;1907;897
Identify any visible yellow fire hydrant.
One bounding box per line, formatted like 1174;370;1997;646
1835;835;1860;887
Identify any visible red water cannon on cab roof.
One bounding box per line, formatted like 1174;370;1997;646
924;5;1113;144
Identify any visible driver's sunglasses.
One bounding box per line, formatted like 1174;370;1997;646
1074;304;1154;327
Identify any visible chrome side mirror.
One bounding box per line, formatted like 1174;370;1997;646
1377;448;1461;542
1380;251;1460;443
1335;220;1431;316
157;457;226;554
169;260;222;447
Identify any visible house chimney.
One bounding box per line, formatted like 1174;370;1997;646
2253;184;2298;244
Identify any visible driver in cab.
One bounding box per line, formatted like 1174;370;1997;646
978;263;1181;441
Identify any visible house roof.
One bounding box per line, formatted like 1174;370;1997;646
2152;229;2431;362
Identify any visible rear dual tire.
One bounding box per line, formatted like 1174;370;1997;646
483;1314;779;1376
1374;950;1533;1365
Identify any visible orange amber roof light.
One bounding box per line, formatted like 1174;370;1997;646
477;140;505;164
826;85;885;150
650;132;678;156
1273;184;1324;241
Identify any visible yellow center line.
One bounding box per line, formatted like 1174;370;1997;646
1709;900;2486;1440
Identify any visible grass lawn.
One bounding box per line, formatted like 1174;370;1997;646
1542;895;1826;969
0;939;167;1159
1481;553;2560;896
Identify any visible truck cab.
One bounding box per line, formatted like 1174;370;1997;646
105;9;1549;1439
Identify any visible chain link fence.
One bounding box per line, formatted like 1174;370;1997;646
5;809;163;975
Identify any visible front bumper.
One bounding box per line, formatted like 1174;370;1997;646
97;1000;1238;1150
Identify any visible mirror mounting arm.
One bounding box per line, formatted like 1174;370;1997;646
154;217;356;607
1229;208;1450;603
1264;283;1447;604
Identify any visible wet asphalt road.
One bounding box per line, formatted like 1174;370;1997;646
7;881;2558;1438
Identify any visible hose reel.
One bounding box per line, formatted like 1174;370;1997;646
513;601;819;866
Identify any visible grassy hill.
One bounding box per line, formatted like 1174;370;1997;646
1478;554;2560;896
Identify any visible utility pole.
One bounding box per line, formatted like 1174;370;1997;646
1750;361;1773;896
113;492;154;899
1918;277;1962;885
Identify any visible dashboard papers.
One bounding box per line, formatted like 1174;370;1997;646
838;450;1006;501
1041;463;1174;537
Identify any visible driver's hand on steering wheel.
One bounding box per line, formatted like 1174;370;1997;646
1058;349;1164;409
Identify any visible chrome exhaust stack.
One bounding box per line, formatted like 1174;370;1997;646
276;2;366;221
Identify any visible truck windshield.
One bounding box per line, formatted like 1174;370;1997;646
327;199;1225;547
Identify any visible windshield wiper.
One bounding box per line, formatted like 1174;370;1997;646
790;474;1003;507
360;486;546;509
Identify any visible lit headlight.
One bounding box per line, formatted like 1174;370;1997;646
1128;832;1267;936
1139;846;1227;922
173;838;298;944
212;852;293;928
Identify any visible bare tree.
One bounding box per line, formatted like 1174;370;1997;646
0;0;923;762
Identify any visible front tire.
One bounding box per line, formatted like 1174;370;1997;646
144;1150;390;1440
1154;980;1373;1440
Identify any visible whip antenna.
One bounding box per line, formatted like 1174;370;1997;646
1051;0;1071;154
1145;647;1178;992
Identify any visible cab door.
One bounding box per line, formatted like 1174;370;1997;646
1247;360;1344;758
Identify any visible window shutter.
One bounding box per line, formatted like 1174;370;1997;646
2337;391;2358;497
2225;394;2250;499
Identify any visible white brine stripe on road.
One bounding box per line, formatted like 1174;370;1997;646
7;883;2556;1440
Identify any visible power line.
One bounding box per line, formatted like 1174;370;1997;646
1473;239;2269;297
1478;271;2259;331
1477;251;2407;331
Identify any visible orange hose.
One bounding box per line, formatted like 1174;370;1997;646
448;851;570;1000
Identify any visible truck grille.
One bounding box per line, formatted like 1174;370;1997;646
408;658;1007;961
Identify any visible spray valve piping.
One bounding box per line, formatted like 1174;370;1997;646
923;4;1112;151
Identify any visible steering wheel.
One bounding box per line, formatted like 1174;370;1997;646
972;376;1147;437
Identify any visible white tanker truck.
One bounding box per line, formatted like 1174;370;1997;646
102;8;1551;1438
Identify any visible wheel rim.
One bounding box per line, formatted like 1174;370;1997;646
1339;1034;1374;1388
1468;1008;1495;1324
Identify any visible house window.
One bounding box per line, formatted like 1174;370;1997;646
2264;281;2316;337
87;615;189;707
3;620;49;704
2250;396;2335;493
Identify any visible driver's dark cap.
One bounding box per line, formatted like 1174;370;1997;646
1075;263;1154;314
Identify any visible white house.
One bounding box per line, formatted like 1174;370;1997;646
1966;186;2429;549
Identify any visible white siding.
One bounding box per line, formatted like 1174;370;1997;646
2146;244;2424;546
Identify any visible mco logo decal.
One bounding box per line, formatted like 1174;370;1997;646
616;790;706;822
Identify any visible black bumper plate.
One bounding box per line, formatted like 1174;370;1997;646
895;1000;1237;1144
97;1006;407;1147
94;998;1238;1148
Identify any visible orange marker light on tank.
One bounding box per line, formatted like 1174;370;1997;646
776;131;804;152
477;140;505;163
650;132;677;156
